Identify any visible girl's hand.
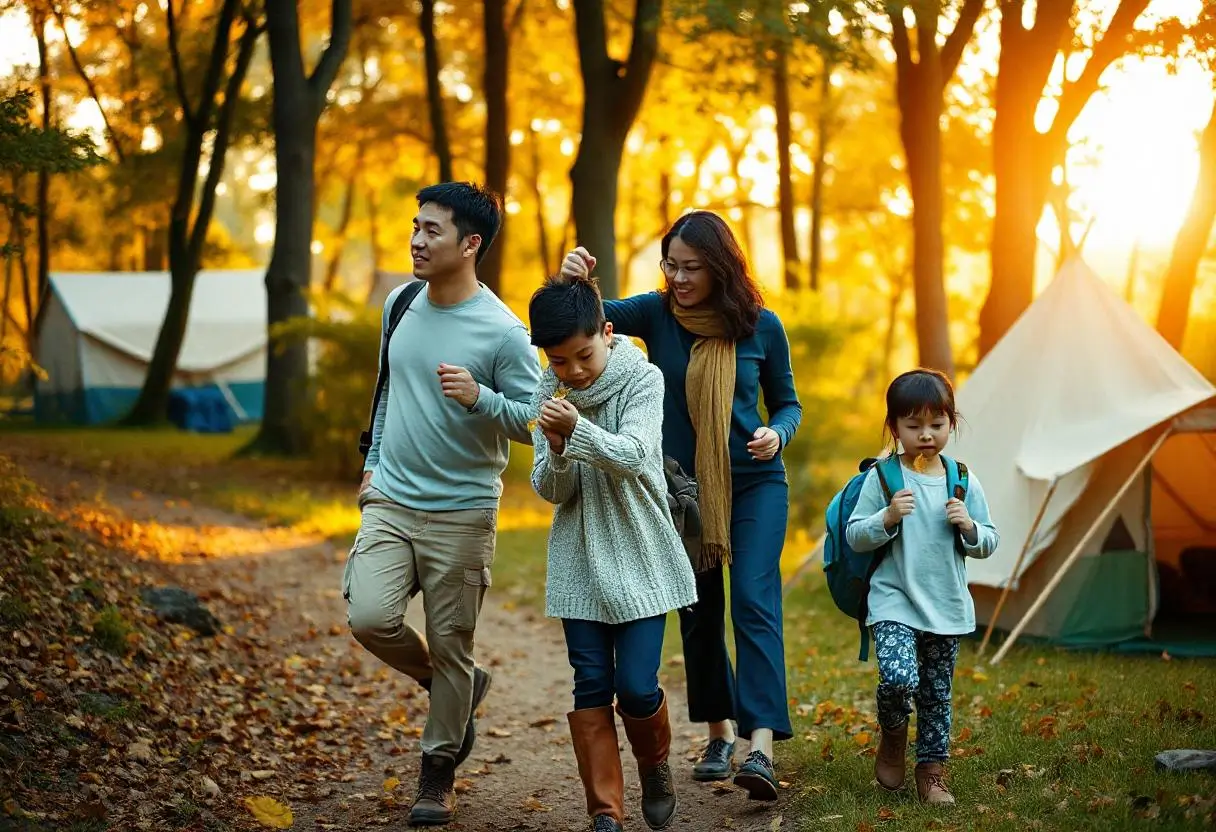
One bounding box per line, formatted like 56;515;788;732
538;399;579;437
560;247;596;280
945;498;975;534
884;488;915;528
747;427;781;460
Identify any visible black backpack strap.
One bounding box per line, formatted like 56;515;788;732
359;280;426;459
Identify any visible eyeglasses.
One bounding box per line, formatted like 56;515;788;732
660;260;701;277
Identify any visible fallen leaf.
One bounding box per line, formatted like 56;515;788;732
382;777;400;792
127;741;153;762
854;731;872;746
199;776;221;798
487;727;512;738
522;795;550;812
971;669;988;682
956;726;973;742
770;814;784;830
877;807;897;820
243;795;294;828
528;717;557;728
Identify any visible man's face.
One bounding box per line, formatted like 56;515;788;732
411;202;478;280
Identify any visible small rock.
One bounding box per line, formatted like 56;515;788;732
140;586;221;636
199;775;221;798
127;741;154;763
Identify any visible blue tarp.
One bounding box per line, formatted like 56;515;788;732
34;382;264;426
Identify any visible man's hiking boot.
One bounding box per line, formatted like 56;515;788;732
408;754;456;826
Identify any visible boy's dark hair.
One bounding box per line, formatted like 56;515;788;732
528;273;606;349
883;368;959;441
415;181;503;264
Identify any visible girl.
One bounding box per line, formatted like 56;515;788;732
528;273;697;832
560;210;802;801
845;369;999;804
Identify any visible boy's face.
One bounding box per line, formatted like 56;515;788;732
543;323;614;390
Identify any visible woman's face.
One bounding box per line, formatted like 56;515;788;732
662;236;713;308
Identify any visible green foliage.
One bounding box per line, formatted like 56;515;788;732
269;291;381;479
91;604;134;655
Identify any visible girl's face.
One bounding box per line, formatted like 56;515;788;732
542;323;614;390
893;409;952;459
661;236;713;308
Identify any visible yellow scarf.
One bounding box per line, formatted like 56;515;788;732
670;300;735;569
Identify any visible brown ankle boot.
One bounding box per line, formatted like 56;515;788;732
875;722;908;790
568;707;625;826
915;762;955;805
617;693;677;830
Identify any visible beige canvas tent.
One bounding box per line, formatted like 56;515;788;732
787;258;1216;663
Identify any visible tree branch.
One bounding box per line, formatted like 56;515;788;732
307;0;354;113
622;0;662;106
165;0;197;129
49;1;126;162
941;0;986;80
889;7;914;74
573;0;612;89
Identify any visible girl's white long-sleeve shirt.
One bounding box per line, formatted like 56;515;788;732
845;463;999;635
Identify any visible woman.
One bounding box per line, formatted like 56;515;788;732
558;210;801;801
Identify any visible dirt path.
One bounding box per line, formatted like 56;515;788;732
16;456;789;832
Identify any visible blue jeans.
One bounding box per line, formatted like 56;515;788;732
872;621;960;763
562;615;666;719
679;473;792;741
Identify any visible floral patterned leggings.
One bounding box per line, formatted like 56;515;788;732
872;621;961;764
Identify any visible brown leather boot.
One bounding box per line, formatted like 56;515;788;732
875;722;908;790
617;693;677;830
568;707;625;829
915;762;955;805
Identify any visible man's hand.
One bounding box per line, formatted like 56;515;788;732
560;247;596;281
538;399;579;437
438;363;480;409
359;470;372;497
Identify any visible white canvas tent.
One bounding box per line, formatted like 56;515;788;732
34;270;267;424
951;259;1216;662
787;259;1216;662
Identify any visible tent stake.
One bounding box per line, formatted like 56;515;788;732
989;428;1172;666
977;477;1058;656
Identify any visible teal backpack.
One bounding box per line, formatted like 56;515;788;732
822;454;969;661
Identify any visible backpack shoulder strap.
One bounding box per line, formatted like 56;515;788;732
873;455;905;502
942;455;971;555
359;281;426;459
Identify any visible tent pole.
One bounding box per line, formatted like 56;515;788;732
989;428;1173;666
977;477;1059;656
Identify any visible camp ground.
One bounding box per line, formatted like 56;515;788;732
788;259;1216;663
32;270;267;429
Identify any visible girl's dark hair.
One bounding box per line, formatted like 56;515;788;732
884;369;959;443
660;210;763;340
528;273;606;349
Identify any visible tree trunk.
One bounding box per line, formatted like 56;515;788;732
124;1;256;425
323;154;361;293
808;64;830;292
11;174;34;345
772;41;799;291
480;0;510;295
570;0;661;299
33;2;51;318
980;0;1149;357
1156;95;1216;351
367;181;382;278
250;0;352;455
528;126;551;280
420;0;453;182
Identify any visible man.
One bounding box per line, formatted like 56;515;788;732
345;182;540;826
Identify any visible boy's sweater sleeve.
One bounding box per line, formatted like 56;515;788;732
562;368;664;479
531;387;579;504
960;472;1000;559
845;469;897;553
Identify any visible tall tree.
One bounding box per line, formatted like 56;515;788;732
29;0;52;314
772;39;800;291
479;0;511;295
808;60;831;292
979;0;1150;357
420;0;453;182
569;0;661;299
123;0;262;424
1157;89;1216;349
251;0;353;454
887;0;984;377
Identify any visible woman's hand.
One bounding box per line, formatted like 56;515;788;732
747;427;781;460
560;247;597;280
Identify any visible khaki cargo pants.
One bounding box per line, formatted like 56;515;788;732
343;487;496;758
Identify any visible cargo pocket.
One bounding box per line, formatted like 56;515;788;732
450;567;492;632
341;531;366;603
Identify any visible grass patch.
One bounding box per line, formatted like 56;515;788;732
0;594;32;626
90;605;134;655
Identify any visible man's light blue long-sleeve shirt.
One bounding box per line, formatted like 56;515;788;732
845;464;1000;635
364;282;541;511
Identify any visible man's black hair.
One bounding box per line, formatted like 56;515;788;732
415;181;503;264
528;275;606;349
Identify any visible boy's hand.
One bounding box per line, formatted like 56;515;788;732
538;399;578;437
560;247;596;280
438;363;480;408
747;427;781;460
884;488;915;528
946;498;975;534
543;429;566;455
